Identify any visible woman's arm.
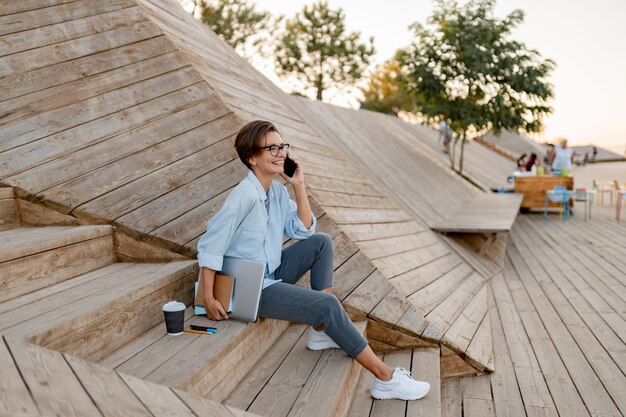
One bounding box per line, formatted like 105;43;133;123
201;267;228;321
281;154;312;228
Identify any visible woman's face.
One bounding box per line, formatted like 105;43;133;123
249;131;286;177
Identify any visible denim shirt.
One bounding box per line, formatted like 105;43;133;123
197;170;316;287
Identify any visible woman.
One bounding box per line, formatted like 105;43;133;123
197;120;430;401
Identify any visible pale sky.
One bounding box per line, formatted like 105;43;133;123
184;0;626;154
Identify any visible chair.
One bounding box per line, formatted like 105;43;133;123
545;186;572;221
572;188;594;221
615;181;626;221
593;180;615;206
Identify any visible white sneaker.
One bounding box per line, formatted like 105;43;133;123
307;327;340;350
371;367;430;400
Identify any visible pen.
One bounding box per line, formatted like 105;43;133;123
183;329;215;335
190;325;218;332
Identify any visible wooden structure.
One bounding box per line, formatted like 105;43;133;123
514;176;574;209
1;1;624;416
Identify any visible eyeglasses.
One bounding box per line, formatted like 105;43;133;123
258;143;290;157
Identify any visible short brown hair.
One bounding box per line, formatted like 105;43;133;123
235;120;279;170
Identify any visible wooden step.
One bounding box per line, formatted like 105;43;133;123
0;187;18;231
2;336;262;417
225;321;368;417
100;306;289;400
347;347;442;417
0;260;197;362
0;225;116;303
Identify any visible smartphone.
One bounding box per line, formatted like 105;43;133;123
284;155;298;177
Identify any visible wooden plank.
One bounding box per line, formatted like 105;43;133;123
509;229;626;412
370;350;412;417
225;324;308;410
490;274;557;412
0;188;14;199
340;221;425;242
324;207;413;225
1;63;201;173
440;379;462;417
343;270;393;320
407;262;474;314
406;347;441;417
31;94;228;207
7;78;215;192
0;0;135;36
306;175;383;197
247;329;323;417
0;198;18;231
357;231;439;260
370;288;412;328
6;338;103;417
199;319;289;402
287;321;367;417
373;243;450;279
333;251;376;301
1;6;146;58
421;273;484;342
487;277;530;417
366;319;434;351
64;353;153;417
0;235;116;303
0;19;161;78
0;225;111;262
390;252;463;296
441;285;488;353
1;0;78;16
0;35;175;103
15;199;81;226
69;118;241;223
440;346;479;380
310;189;397;210
120;373;196;417
0;337;38;416
504;247;592;417
464;308;494;372
174;388;239;417
114;230;188;263
345;353;376;417
114;155;243;239
0;262;134;318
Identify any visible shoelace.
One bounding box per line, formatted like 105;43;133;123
392;367;413;383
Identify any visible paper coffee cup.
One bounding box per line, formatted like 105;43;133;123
162;301;185;335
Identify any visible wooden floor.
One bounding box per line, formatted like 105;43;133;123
446;206;626;417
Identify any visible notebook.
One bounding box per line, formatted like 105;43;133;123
194;256;266;323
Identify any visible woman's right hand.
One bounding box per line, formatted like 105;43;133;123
205;297;229;321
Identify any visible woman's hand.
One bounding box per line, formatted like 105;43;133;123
280;154;304;187
205;296;228;321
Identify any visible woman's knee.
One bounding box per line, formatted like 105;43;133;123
312;233;333;254
317;292;342;321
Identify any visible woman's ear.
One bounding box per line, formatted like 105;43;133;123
248;155;257;167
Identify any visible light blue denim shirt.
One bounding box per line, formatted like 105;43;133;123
197;170;316;288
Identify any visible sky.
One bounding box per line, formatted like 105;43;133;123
185;0;626;154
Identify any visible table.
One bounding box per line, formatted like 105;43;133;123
514;176;574;209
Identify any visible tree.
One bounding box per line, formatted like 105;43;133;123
396;0;555;174
360;60;414;116
199;0;275;59
274;1;375;101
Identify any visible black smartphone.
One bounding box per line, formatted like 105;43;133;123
284;155;298;177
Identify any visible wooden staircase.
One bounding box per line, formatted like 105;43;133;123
0;188;448;416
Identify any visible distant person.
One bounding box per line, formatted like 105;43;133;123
592;146;598;161
516;153;527;170
583;151;589;166
544;144;555;168
552;138;574;174
524;153;540;171
438;119;452;154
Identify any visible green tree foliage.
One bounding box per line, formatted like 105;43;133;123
397;0;555;173
199;0;274;59
360;60;415;116
274;1;375;101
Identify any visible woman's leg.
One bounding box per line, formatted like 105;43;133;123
258;282;367;358
274;233;334;291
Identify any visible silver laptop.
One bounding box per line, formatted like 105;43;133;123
195;256;265;323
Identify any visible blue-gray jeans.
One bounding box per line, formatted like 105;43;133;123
258;233;368;358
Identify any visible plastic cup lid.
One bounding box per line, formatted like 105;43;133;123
162;301;185;312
